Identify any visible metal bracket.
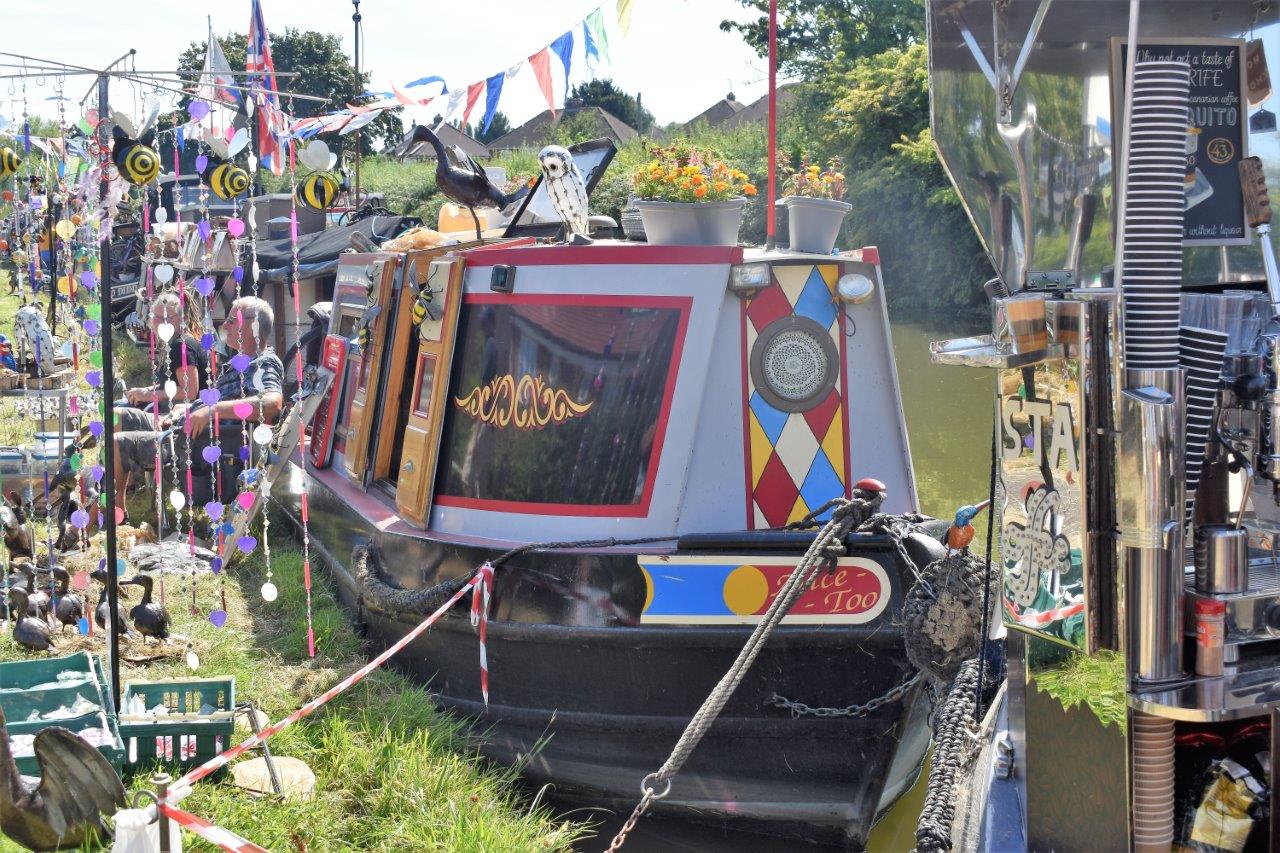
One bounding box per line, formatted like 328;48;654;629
950;0;1053;124
1025;270;1076;290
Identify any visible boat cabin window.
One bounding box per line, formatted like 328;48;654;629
383;330;421;486
332;308;363;451
413;354;436;416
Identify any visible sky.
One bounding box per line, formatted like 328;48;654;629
0;0;771;130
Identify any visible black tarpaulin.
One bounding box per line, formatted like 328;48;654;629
254;215;418;283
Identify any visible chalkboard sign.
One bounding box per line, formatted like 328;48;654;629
1111;39;1250;246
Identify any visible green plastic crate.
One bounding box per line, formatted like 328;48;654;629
118;677;235;771
0;652;125;775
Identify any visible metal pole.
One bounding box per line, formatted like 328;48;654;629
97;71;121;708
45;196;55;332
353;0;362;208
765;0;777;251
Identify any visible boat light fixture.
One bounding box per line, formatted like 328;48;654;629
729;262;772;296
836;273;875;304
490;264;516;293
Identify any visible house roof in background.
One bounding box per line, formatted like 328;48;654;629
403;122;490;160
487;105;639;151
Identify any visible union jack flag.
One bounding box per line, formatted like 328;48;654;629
247;0;285;175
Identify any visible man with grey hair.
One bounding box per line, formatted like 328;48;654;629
111;295;285;516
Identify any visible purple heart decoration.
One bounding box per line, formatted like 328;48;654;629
233;265;244;283
88;421;104;438
89;465;104;483
201;332;215;351
211;557;223;574
237;491;256;510
231;353;251;372
197;220;212;241
189;100;210;121
195;276;215;297
195;154;209;174
238;446;250;462
70;509;89;529
86;370;102;388
97;558;106;572
200;389;220;406
236;535;257;554
202;445;220;464
209;609;228;628
80;270;97;289
85;319;101;336
205;501;223;520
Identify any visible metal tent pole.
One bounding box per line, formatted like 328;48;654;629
353;0;362;208
765;0;777;251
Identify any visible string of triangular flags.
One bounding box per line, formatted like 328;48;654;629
294;4;619;140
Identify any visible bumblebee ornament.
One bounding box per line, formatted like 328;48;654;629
0;148;20;180
200;130;251;200
112;127;160;186
294;139;340;211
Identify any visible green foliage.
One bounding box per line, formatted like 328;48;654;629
570;79;654;133
477;112;512;144
722;0;924;76
1034;649;1128;730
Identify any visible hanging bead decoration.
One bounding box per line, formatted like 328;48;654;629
288;131;316;654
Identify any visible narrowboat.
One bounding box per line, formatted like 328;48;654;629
274;209;944;845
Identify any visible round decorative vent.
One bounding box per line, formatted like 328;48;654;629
749;316;838;412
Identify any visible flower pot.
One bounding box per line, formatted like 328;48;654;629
778;196;852;254
633;197;746;246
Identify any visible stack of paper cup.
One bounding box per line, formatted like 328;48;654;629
1131;712;1175;851
1123;61;1192;370
1181;326;1230;521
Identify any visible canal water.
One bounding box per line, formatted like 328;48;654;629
569;320;994;851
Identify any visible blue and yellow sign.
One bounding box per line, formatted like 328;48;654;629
637;555;890;625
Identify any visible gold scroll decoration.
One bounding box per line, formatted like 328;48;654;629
454;373;593;429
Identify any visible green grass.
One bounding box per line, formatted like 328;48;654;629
1033;649;1127;730
0;537;586;852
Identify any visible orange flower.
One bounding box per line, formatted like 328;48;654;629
694;185;708;199
743;183;758;196
680;179;693;190
713;181;729;192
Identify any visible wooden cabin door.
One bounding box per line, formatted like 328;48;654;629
341;255;398;483
395;258;465;527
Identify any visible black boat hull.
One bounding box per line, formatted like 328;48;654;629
281;463;936;849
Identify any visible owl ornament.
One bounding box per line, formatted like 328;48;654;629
294;139;340;211
14;304;55;376
537;145;591;244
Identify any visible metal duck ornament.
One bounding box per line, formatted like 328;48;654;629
392;124;529;240
0;705;125;852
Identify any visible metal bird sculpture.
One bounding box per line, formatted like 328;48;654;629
0;704;126;851
89;569;132;638
0;494;32;562
122;574;169;643
18;565;50;621
537;145;590;243
945;500;991;553
7;589;53;652
392;125;528;240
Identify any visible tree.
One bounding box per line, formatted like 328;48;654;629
174;30;403;155
477;113;511;144
569;79;654;133
721;0;924;76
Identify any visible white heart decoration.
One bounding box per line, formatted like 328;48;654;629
154;207;168;224
164;380;177;400
252;424;273;445
261;582;278;603
247;204;258;229
228;128;249;157
327;153;338;171
153;264;174;284
186;649;200;671
248;153;258;173
169;489;186;511
156;322;175;343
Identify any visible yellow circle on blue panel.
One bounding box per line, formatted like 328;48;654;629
723;565;769;616
639;566;654;613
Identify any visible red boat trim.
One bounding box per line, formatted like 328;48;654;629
434;292;693;517
739;283;755;527
462;244;743;268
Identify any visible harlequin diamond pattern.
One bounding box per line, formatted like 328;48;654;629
743;264;847;529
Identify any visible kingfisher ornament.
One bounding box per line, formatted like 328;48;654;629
0;147;20;180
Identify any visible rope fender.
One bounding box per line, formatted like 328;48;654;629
353;542;468;617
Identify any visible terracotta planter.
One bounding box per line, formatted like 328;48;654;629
778;196;852;254
633;197;746;246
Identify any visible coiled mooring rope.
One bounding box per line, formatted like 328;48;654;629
915;658;986;853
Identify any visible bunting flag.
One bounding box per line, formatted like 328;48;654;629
481;72;505;134
462;81;485;129
199;36;241;106
248;0;284;174
551;30;574;95
584;8;609;68
405;75;448;94
618;0;635;37
338;110;382;136
439;88;467;126
392;83;434;108
529;48;556;115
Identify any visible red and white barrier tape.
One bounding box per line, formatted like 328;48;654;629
158;803;267;853
469;561;494;708
1004;597;1085;628
166;570;483;802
